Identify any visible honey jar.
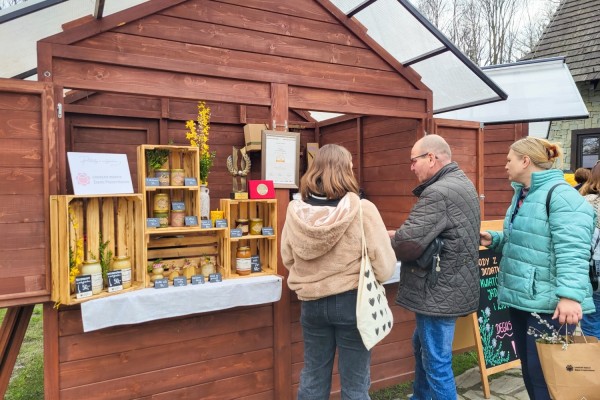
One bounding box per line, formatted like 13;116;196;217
110;256;132;289
154;210;169;228
170;209;185;227
235;218;249;236
155;169;170;186
153;193;169;212
236;246;252;275
80;259;103;295
170;169;185;186
249;218;263;235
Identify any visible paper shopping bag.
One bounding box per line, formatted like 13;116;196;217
536;336;600;400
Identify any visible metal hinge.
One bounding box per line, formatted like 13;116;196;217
57;103;63;119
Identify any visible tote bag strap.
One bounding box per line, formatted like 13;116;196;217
358;201;368;261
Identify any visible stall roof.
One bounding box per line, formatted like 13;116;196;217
1;0;506;114
435;57;589;124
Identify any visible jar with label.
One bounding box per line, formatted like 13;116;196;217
80;259;103;295
236;246;252;275
249;218;263;235
170;169;185;186
201;261;216;278
154;209;169;228
236;218;249;236
110;256;132;289
170;209;185;227
153;193;169;212
155;169;170;186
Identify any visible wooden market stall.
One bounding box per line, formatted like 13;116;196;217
0;0;519;398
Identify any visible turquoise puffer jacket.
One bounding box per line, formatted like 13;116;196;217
487;169;596;314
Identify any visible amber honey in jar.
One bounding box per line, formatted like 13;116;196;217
153;193;170;212
110;256;132;289
170;169;185;186
170;209;185;227
249;218;263;235
235;218;249;236
236;246;252;275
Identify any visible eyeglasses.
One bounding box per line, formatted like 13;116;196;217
410;152;430;165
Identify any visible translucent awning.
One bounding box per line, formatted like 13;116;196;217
436;57;589;124
329;0;507;113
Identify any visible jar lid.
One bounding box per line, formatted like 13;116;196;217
155;168;169;171
155;193;169;196
83;259;99;264
236;218;249;222
171;209;185;213
250;218;263;222
153;209;169;213
238;246;250;250
113;255;130;260
170;168;184;171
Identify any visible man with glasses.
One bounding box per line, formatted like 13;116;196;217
388;134;481;400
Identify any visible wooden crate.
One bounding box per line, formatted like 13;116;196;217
50;194;146;305
145;230;226;286
220;199;278;279
137;145;201;224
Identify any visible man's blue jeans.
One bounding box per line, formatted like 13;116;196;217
582;292;600;339
298;290;371;400
410;314;457;400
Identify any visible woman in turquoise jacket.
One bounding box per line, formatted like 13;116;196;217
480;137;595;400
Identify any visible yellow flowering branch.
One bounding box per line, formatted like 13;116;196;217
68;208;84;285
185;101;215;184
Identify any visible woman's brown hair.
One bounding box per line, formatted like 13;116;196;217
510;137;563;170
300;144;359;200
579;163;600;195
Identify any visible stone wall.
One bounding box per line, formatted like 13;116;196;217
548;81;600;169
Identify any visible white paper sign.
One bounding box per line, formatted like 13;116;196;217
67;152;134;195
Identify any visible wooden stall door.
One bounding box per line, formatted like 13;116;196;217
433;118;484;218
0;79;56;306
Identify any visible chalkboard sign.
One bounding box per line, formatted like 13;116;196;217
146;218;160;228
200;220;213;229
185;216;198;226
184;177;197;186
191;275;205;284
145;177;160;186
261;227;274;236
173;276;187;287
476;249;518;368
75;275;93;299
230;228;243;238
215;219;228;228
208;273;222;283
251;255;261;272
154;278;169;289
172;201;185;211
107;270;123;292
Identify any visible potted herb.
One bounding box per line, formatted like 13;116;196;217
146;148;170;171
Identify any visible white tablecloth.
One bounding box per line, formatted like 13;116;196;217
81;275;283;332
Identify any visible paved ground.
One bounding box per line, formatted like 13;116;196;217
394;367;528;400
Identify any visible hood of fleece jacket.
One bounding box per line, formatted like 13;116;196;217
284;193;359;261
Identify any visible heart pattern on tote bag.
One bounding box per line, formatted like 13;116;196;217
356;204;394;350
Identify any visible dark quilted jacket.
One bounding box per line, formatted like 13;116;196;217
391;162;481;317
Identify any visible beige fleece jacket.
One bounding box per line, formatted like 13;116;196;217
281;193;396;301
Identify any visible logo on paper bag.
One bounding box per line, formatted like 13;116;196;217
77;173;91;186
566;364;574;372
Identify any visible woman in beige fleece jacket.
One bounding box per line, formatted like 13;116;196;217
281;144;396;400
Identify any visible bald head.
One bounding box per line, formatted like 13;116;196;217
414;134;452;165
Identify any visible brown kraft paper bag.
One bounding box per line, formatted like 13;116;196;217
536;336;600;400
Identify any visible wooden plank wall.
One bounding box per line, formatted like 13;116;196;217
482;123;527;220
0;87;50;305
56;305;275;399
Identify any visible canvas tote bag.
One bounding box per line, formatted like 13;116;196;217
356;202;393;350
536;330;600;400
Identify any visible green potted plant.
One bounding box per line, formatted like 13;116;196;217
145;148;170;171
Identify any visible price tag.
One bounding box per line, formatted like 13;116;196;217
251;255;261;272
261;227;274;236
75;275;93;299
201;220;213;229
208;273;222;283
230;228;243;238
173;276;187;287
172;201;185;211
107;270;123;292
184;177;197;186
145;177;160;187
191;275;205;285
185;216;198;226
146;218;160;228
154;278;169;289
215;219;228;228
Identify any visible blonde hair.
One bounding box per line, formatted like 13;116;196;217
300;144;359;199
580;164;600;195
510;137;563;170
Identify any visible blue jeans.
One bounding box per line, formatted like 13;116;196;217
410;314;457;400
582;292;600;339
298;290;371;400
509;308;576;400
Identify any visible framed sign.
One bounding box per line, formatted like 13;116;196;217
261;130;300;189
67;152;134;195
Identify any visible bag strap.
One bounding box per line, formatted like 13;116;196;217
358;201;368;262
545;183;569;218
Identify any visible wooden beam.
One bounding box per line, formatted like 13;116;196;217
0;306;34;397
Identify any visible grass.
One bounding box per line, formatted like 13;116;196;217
0;305;44;400
370;351;479;400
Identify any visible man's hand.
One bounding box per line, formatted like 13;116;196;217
479;231;492;246
553;298;583;325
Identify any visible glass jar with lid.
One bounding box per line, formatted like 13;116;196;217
236;246;252;275
153;193;169;212
80;259;103;295
249;218;263;235
170;209;185;227
154;210;169;228
170;169;185;186
110;256;132;289
235;218;249;236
